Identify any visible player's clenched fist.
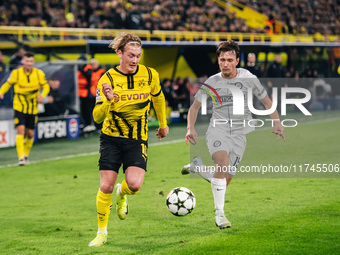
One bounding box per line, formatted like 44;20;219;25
102;82;113;101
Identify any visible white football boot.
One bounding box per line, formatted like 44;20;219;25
215;213;231;229
181;157;203;175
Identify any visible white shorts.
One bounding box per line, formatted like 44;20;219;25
206;130;246;175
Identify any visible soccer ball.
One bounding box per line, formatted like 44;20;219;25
166;187;196;216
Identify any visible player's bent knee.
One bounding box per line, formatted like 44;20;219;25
26;134;34;139
100;183;114;194
127;183;141;192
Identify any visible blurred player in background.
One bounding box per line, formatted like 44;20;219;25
90;58;106;98
183;40;285;229
77;55;94;131
0;50;6;73
0;52;50;165
88;32;169;247
244;53;262;78
89;58;106;130
78;57;106;132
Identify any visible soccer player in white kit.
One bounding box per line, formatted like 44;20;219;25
183;40;285;229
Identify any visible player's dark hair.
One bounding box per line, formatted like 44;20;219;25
24;52;34;58
216;40;240;59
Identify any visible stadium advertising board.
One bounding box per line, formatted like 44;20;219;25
35;115;80;142
0;120;15;148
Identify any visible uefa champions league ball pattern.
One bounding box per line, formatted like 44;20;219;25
166;187;196;216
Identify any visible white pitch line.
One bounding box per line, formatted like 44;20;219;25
149;138;185;146
0;138;186;169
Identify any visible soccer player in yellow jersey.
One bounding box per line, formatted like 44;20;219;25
88;32;169;247
0;52;50;166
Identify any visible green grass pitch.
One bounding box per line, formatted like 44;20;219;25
0;114;339;254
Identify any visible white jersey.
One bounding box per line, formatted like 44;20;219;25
194;68;267;135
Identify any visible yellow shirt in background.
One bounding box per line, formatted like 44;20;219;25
0;67;50;115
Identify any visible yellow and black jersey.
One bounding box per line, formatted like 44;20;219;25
0;67;50;114
93;64;167;142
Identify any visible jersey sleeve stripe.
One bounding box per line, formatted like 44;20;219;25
95;102;103;106
146;66;152;85
106;72;114;88
151;89;162;97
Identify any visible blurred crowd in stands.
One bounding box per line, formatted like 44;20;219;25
239;0;340;35
0;0;339;35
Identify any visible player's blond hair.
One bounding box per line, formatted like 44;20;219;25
109;32;142;53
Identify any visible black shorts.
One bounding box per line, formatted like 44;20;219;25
98;133;148;173
14;110;38;129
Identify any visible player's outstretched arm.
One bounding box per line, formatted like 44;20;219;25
186;100;201;145
37;71;50;103
0;70;16;98
260;95;285;141
93;82;113;124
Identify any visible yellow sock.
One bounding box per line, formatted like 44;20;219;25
24;137;34;157
16;134;25;158
120;179;139;196
96;188;112;232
